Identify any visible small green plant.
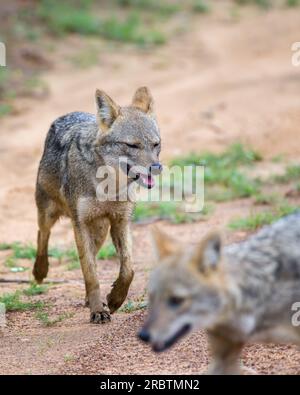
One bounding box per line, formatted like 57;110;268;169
0;291;44;312
273;164;300;183
235;0;271;8
23;283;48;296
69;47;99;69
0;103;13;117
67;260;81;270
64;354;74;362
120;299;147;313
171;143;261;170
253;193;279;206
271;154;284;163
4;256;18;268
11;243;36;260
100;13;165;45
38;1;166;45
48;246;66;260
116;0;179;15
37;0;101;36
63;248;80;270
193;0;210;13
171;143;262;201
254;0;271;8
97;243;117;260
36;311;73;326
286;0;299;6
133;201;198;224
4;256;28;272
0;243;12;251
229;204;298;231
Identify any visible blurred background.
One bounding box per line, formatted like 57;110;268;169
0;0;300;375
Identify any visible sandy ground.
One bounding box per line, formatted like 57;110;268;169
0;7;300;374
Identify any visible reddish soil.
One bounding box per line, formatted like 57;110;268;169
0;6;299;374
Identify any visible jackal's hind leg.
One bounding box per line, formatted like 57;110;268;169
33;202;60;283
107;220;134;313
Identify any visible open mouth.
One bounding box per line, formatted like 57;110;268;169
126;163;155;189
152;324;191;353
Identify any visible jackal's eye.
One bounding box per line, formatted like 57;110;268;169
153;142;160;149
125;143;139;149
168;296;184;308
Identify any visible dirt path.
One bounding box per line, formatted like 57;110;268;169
0;7;300;374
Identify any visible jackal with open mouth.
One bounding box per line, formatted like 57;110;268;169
33;87;162;323
139;213;300;374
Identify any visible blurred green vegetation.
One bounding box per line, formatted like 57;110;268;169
235;0;299;7
235;0;272;8
133;201;211;224
192;0;210;13
228;203;298;231
37;0;167;44
0;0;298;116
171;143;262;201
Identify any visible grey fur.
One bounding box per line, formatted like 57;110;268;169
33;87;162;323
141;213;300;374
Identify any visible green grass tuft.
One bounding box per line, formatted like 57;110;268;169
0;103;13;117
37;0;101;36
116;0;179;15
100;13;166;45
0;243;12;251
171;143;262;201
133;201;201;224
0;291;45;312
67;260;81;271
286;0;299;5
228;204;298;231
97;243;117;260
23;283;48;296
36;311;73;326
235;0;271;8
11;243;36;260
192;0;210;13
37;1;166;45
273;164;300;184
253;193;279;206
120;299;147;313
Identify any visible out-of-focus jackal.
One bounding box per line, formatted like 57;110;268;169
139;213;300;374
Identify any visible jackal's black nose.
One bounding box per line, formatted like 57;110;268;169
138;328;151;343
150;163;163;175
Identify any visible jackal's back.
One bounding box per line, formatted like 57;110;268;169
37;111;99;201
225;212;300;325
226;212;300;279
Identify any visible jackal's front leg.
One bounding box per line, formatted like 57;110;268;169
207;333;244;375
107;219;134;313
73;223;110;324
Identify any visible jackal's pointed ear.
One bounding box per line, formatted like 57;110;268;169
151;226;178;261
132;87;154;113
191;232;222;273
95;89;120;132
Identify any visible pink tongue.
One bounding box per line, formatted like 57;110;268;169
140;174;154;188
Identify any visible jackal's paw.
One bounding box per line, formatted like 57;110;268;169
107;275;133;313
106;290;126;314
90;310;111;324
33;256;49;284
